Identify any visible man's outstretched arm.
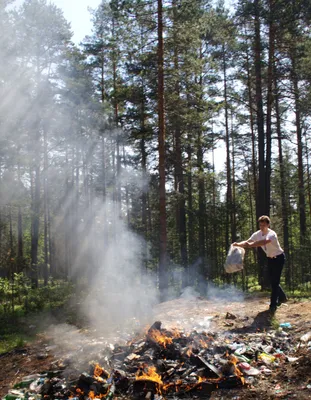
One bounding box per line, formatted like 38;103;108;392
233;239;271;248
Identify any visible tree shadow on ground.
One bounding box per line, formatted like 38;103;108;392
227;310;274;334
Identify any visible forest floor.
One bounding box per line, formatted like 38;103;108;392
154;295;311;399
1;295;311;399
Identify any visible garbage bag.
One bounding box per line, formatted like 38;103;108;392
224;245;245;273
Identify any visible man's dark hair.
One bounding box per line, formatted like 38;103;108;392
258;215;271;225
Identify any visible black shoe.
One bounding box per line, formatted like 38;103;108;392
269;306;277;314
277;298;288;307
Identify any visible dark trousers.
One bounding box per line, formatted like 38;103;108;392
268;253;287;308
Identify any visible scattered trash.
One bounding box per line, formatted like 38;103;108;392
287;356;299;362
279;322;292;329
2;319;309;400
300;331;311;343
258;353;276;365
225;312;237;320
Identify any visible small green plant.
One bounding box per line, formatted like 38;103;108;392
270;316;280;330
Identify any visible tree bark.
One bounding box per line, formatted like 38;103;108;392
254;0;268;289
17;163;24;273
157;0;168;299
172;0;188;287
275;71;291;288
291;55;306;241
43;127;49;286
245;32;258;215
30;162;40;288
265;0;276;216
223;45;232;250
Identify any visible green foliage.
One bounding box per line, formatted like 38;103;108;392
0;0;311;297
0;334;29;355
0;275;74;315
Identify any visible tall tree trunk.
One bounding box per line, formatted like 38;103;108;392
140;87;150;273
210;123;218;279
186;82;195;281
265;0;276;216
305;134;311;222
291;55;306;241
123;145;130;225
17;163;23;273
223;45;232;250
187;130;195;281
64;144;70;279
43;128;49;286
254;0;267;289
140;134;148;272
197;131;206;294
231;111;236;243
197;47;206;294
157;0;168;299
30;162;40;288
112;18;121;210
275;71;291;288
141;138;147;233
9;205;15;280
245;32;258;212
172;0;188;288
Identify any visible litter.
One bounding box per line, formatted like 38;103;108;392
224;245;245;273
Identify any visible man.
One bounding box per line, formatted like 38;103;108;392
233;215;287;313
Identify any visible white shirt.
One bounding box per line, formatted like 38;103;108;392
249;229;284;258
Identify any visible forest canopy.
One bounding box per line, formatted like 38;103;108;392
0;0;311;305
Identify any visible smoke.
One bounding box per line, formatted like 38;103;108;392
180;286;200;300
207;281;245;303
67;198;158;334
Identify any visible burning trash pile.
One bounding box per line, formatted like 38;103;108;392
3;321;308;400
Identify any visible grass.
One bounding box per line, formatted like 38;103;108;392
0;333;32;354
270;316;280;330
0;280;77;355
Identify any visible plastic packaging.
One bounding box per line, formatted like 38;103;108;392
300;332;311;342
224;245;245;273
258;353;276;365
279;322;292;329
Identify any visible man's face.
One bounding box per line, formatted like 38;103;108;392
259;221;269;231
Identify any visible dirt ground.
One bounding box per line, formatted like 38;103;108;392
1;296;311;399
0;337;54;397
154;295;311;399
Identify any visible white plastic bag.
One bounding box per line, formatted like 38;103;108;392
224;245;245;273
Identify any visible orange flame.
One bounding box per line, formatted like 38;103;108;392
87;390;106;399
170;328;181;338
93;364;108;383
136;367;163;385
148;329;173;348
186;345;193;357
226;355;245;383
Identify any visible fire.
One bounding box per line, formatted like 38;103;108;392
225;355;245;384
186;345;193;357
136;367;163;385
148;329;173;348
199;339;208;348
170;328;181;338
93;364;108;383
